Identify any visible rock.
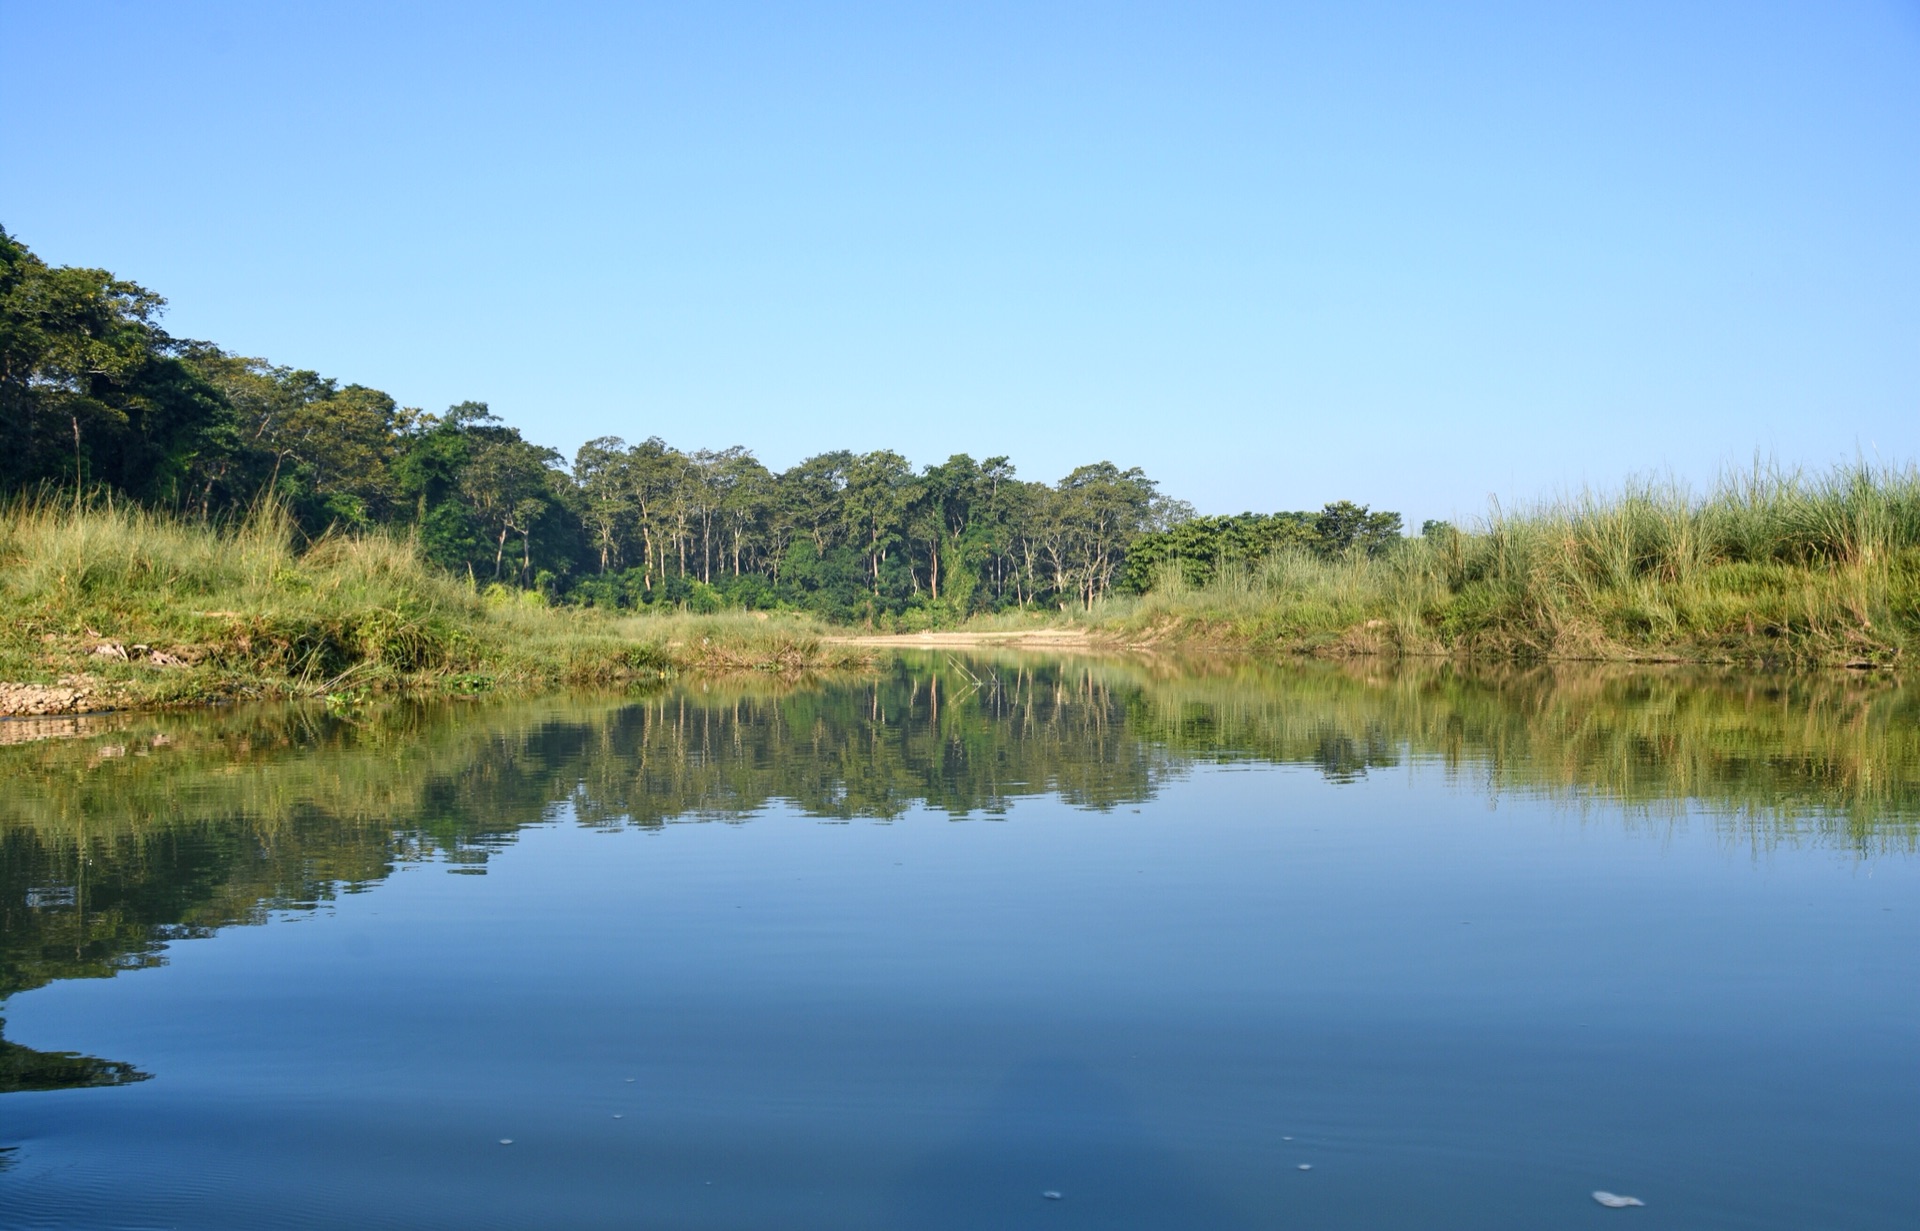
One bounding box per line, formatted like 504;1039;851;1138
1592;1191;1644;1208
0;682;95;716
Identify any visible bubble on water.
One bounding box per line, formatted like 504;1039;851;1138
1592;1191;1645;1208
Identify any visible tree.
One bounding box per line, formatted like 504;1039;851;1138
395;403;570;584
197;357;411;532
842;450;915;601
1053;462;1158;607
1312;501;1403;559
574;436;635;573
0;226;236;506
717;450;774;579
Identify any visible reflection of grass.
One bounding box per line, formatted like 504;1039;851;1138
4;657;1913;851
1113;657;1920;851
0;498;867;711
1094;464;1920;666
2;659;1915;1011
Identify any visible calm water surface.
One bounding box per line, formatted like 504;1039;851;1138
1;657;1916;1230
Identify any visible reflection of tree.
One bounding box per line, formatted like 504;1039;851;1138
0;1031;148;1093
1309;722;1397;783
1;656;1916;1090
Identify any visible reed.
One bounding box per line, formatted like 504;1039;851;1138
0;495;864;710
1100;461;1920;666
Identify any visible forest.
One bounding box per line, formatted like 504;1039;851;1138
0;225;1397;621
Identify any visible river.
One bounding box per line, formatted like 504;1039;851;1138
1;656;1915;1229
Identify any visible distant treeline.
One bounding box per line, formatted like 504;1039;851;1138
0;226;1398;619
1120;506;1407;591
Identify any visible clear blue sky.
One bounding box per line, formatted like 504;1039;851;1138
4;1;1916;525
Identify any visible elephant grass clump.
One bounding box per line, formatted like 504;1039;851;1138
1099;462;1920;667
0;496;863;711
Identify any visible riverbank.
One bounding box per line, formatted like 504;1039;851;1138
0;501;867;715
1064;466;1918;669
1082;551;1916;667
9;463;1918;719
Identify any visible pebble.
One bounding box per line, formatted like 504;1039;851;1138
1297;1164;1312;1171
1041;1191;1062;1200
1592;1191;1645;1208
499;1138;513;1146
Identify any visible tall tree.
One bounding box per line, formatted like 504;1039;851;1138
574;436;635;574
843;450;915;599
0;227;235;505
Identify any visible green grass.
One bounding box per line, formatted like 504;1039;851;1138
0;496;866;710
1094;462;1920;666
9;460;1918;713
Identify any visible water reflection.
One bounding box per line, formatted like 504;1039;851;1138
1;656;1915;1086
0;1036;148;1093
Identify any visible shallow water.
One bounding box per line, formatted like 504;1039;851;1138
1;657;1916;1230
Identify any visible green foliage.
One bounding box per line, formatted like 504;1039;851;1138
0;497;863;707
559;441;1168;619
0;226;1175;624
1105;464;1920;667
7;222;1910;660
1120;502;1404;592
0;226;235;506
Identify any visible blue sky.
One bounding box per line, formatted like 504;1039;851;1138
3;1;1915;524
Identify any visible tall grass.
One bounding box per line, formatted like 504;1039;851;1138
1106;462;1920;665
0;495;862;708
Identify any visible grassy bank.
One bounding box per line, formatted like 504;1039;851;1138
0;499;866;713
8;462;1917;717
1092;464;1920;667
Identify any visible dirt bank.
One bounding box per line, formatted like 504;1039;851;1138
822;629;1113;651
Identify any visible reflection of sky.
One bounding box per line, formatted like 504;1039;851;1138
5;762;1918;1228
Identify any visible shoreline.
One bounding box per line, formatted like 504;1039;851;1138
6;625;1900;721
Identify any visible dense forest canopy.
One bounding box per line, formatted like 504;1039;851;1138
0;226;1400;620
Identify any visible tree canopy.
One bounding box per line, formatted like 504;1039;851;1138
0;225;1402;619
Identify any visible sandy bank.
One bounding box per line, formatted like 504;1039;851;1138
822;629;1110;650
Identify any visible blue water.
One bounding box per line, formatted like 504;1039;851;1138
1;666;1916;1229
